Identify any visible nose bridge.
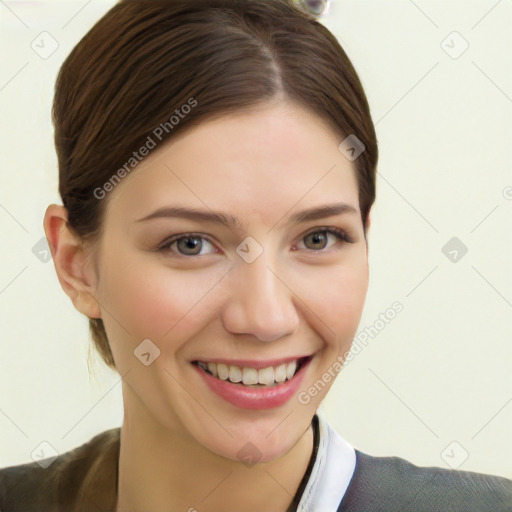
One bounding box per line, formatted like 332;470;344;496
222;249;299;342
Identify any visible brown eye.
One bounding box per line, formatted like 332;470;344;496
176;237;203;255
298;228;351;252
304;231;329;250
159;234;217;257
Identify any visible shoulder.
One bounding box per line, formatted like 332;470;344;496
0;428;120;512
338;449;512;512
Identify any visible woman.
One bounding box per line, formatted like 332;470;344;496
0;0;510;511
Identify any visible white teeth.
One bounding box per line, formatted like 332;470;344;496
274;364;287;383
242;367;259;385
286;360;297;380
229;365;242;383
217;363;229;381
258;366;274;386
196;358;305;386
207;362;217;378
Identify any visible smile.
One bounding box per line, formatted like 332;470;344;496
193;356;311;387
191;355;313;410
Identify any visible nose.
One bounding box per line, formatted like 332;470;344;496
221;254;300;342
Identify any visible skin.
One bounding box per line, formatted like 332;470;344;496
44;99;371;512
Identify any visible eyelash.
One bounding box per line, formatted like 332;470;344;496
158;227;354;257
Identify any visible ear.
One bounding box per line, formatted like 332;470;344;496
43;204;102;319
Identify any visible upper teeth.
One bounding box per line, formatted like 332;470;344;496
197;360;299;386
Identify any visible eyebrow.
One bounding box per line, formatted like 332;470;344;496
135;202;358;229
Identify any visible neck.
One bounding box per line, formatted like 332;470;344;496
115;396;315;512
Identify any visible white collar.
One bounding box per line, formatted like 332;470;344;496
296;407;356;511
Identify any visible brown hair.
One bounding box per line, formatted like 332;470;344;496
52;0;378;371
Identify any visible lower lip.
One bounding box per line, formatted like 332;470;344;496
193;358;311;410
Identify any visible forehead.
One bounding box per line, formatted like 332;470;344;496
105;101;360;226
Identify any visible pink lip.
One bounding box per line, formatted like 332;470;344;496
192;357;312;410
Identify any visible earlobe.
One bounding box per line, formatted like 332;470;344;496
43;204;102;319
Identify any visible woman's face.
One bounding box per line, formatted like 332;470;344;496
91;100;369;462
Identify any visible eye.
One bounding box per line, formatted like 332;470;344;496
159;234;218;257
297;227;353;251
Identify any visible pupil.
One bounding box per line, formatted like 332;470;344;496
178;237;201;255
307;232;327;249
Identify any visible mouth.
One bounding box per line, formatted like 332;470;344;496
191;355;313;387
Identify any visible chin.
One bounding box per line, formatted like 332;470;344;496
184;407;315;465
200;428;303;464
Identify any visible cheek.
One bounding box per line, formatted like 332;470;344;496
295;260;368;347
97;253;228;341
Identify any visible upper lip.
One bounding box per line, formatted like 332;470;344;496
192;354;312;370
